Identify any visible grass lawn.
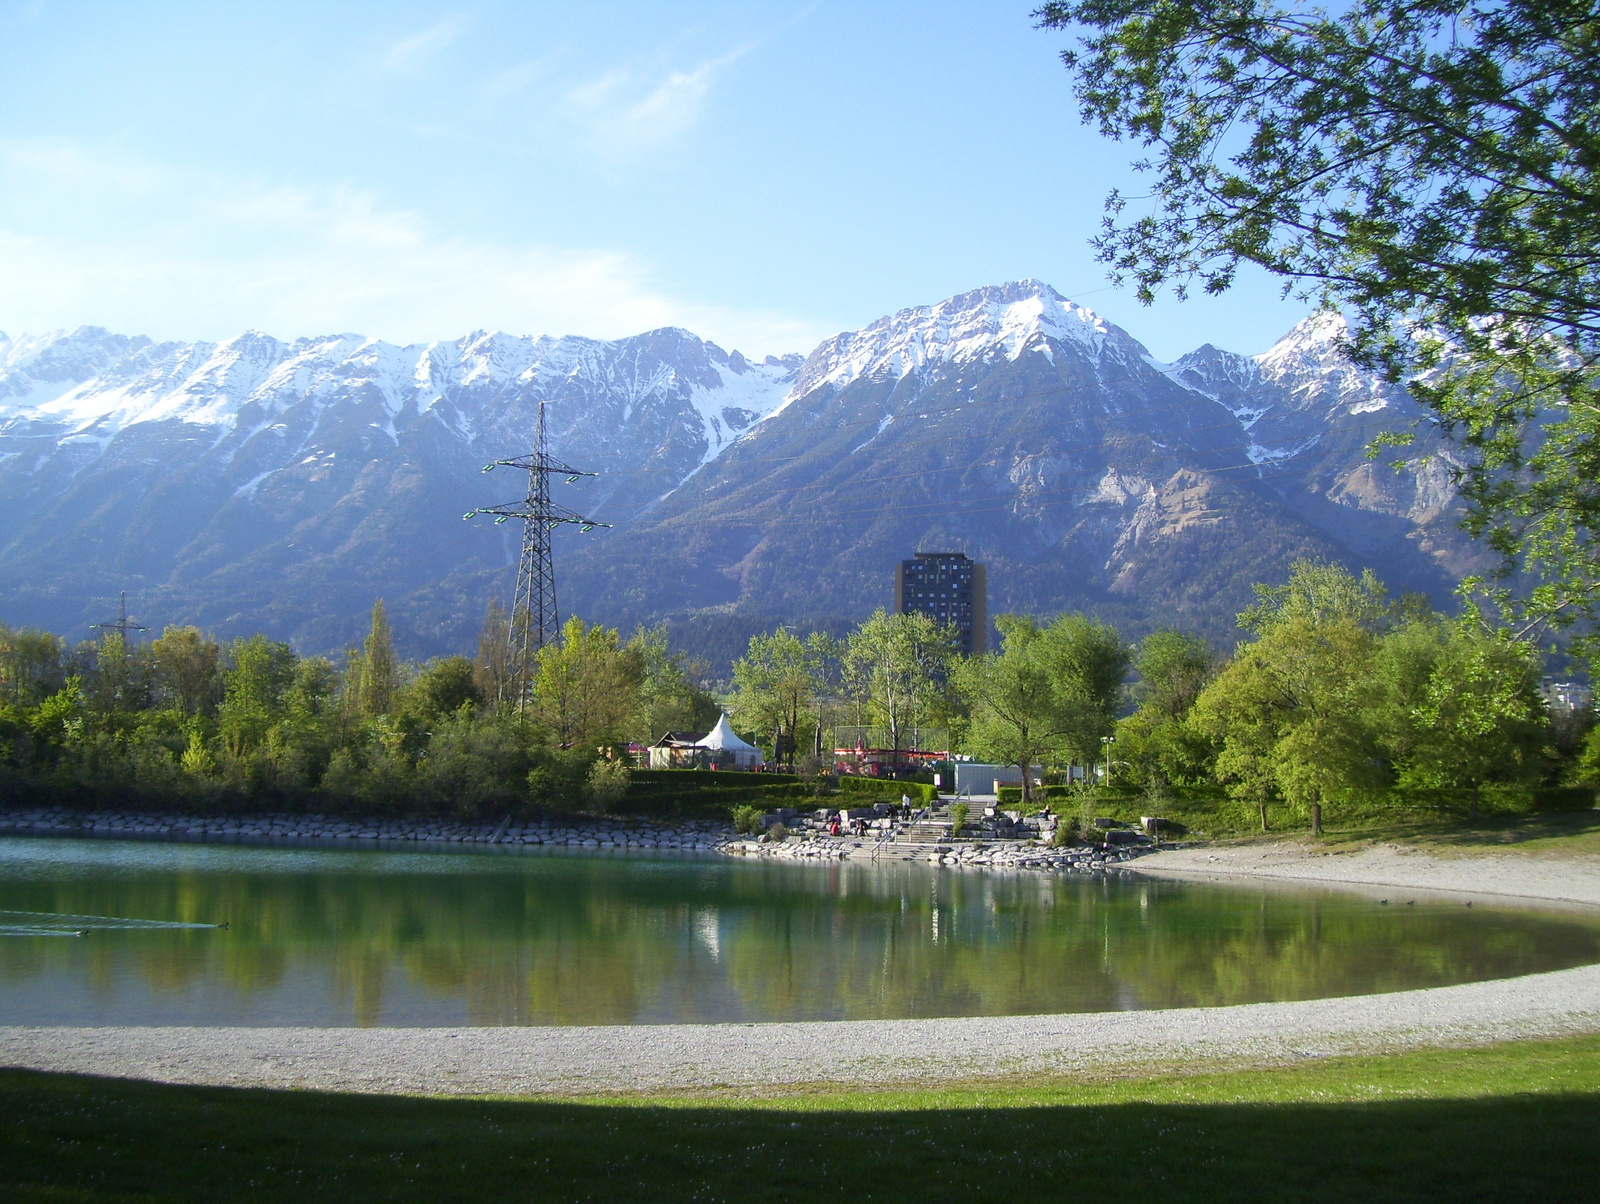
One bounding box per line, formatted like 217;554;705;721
6;1034;1600;1202
1244;809;1600;858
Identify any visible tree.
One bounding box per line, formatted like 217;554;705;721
843;610;954;770
1192;563;1390;830
217;636;297;757
1406;623;1549;816
1030;613;1133;767
1117;630;1217;792
629;625;720;745
150;626;222;716
1038;0;1600;647
474;598;516;710
1191;616;1380;833
404;656;483;723
729;628;825;770
88;630;149;713
358;600;399;717
531;616;644;750
956;613;1130;804
0;623;64;705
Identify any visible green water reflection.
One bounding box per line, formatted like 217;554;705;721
1;836;1596;1027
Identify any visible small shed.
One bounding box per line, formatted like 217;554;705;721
648;731;705;770
695;714;765;770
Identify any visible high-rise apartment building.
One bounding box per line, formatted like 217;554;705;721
893;551;987;656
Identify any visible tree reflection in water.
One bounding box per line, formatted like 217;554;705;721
0;837;1596;1027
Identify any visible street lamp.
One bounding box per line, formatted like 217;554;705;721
1100;735;1116;790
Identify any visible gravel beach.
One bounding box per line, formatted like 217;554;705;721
1130;839;1600;906
4;839;1600;1097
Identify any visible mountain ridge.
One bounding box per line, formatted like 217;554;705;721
0;282;1485;667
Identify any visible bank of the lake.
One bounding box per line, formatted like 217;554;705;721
1132;835;1600;907
0;804;1171;873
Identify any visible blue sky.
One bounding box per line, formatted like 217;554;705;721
0;1;1310;361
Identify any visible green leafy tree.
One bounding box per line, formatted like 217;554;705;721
1406;624;1550;816
1117;630;1217;792
1038;0;1600;649
844;609;954;769
0;623;64;705
403;656;483;723
88;631;150;713
956;613;1130;803
359;600;399;717
473;598;516;711
629;625;719;744
150;626;222;716
1193;563;1390;831
729;628;825;770
1192;617;1380;834
28;677;85;761
1031;613;1133;768
218;636;297;758
532;616;644;751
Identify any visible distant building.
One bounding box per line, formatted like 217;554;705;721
894;551;987;656
1542;679;1593;714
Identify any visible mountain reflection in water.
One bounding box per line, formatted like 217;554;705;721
0;836;1595;1027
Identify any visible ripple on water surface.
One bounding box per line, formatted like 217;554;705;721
0;835;1596;1027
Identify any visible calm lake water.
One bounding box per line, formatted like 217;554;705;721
1;835;1596;1027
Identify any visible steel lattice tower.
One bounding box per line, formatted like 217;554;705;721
466;402;608;705
90;592;148;642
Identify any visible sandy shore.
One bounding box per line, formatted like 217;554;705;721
5;838;1600;1097
1132;839;1600;906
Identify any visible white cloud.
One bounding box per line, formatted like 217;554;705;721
383;16;468;72
0;145;826;357
564;47;749;152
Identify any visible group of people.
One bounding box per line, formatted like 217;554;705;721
824;795;918;838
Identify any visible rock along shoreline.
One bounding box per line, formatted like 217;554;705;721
0;805;1166;874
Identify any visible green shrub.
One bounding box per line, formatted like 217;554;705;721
948;802;969;838
730;804;763;834
585;760;631;813
836;776;936;805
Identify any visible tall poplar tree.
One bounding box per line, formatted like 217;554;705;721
359;600;398;717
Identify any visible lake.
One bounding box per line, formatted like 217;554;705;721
1;835;1596;1027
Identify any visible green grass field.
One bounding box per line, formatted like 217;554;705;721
7;1035;1600;1202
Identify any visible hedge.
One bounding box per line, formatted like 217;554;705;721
628;769;800;791
616;769;810;818
836;776;937;805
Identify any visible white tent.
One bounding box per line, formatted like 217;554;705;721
694;714;764;769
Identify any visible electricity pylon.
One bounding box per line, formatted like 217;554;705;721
465;401;608;706
90;592;148;643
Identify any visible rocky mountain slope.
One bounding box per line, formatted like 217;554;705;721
564;282;1482;657
0;326;798;654
0;282;1482;662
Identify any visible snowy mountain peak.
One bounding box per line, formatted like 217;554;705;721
1252;311;1405;417
788;279;1136;399
1255;311;1351;381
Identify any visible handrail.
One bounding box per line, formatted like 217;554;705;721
870;802;934;862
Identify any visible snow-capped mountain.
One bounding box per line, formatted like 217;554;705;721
0;282;1483;661
0;325;799;653
0;326;797;497
565;282;1482;655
